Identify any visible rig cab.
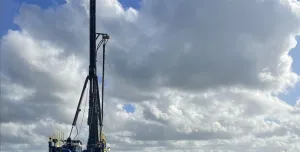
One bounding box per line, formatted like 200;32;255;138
48;132;110;152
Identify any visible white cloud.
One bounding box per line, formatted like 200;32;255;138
1;0;300;152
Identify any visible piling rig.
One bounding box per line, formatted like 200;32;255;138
48;0;110;151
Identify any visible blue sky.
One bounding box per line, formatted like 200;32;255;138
0;0;139;113
280;36;300;106
1;0;298;111
1;0;67;36
118;0;141;9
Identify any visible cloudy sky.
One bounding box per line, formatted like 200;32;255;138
1;0;300;151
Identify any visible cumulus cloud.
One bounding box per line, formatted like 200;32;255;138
1;0;300;152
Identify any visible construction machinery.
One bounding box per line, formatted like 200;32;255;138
48;0;110;151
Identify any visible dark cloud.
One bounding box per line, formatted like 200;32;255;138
107;0;300;94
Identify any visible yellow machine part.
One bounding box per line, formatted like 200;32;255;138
100;132;106;143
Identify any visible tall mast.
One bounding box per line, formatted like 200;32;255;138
68;0;109;151
48;0;109;152
89;0;96;73
87;0;98;148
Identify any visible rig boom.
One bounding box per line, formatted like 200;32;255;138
48;0;110;152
